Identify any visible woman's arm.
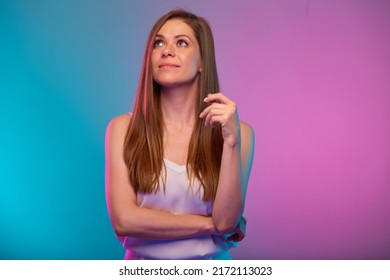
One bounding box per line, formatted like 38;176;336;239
200;93;255;234
105;114;216;240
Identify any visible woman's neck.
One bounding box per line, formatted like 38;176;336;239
160;84;198;128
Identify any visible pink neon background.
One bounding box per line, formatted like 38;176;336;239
210;1;390;259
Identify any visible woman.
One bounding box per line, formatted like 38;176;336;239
105;9;254;259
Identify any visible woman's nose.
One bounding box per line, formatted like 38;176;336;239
162;44;175;58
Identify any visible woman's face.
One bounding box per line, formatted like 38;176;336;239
151;19;202;89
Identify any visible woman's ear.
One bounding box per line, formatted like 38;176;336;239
198;59;202;72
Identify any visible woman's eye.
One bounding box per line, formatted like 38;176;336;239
154;40;165;47
177;40;188;47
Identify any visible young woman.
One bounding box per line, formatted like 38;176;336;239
105;9;254;259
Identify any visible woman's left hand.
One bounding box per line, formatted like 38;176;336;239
199;93;240;147
225;216;247;242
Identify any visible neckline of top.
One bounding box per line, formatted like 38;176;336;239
163;158;186;174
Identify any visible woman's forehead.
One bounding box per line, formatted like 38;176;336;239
157;19;195;38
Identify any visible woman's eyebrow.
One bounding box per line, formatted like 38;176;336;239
155;34;193;42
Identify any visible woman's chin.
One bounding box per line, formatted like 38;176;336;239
154;77;199;90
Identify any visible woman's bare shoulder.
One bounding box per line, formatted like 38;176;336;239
239;120;254;139
106;113;132;139
239;120;255;158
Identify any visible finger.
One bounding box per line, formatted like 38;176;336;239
199;103;226;118
204;93;231;105
208;115;228;127
201;106;225;125
239;221;246;235
204;109;225;126
241;219;247;231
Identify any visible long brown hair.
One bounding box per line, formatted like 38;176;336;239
123;9;223;201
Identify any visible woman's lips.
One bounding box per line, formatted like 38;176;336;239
159;63;179;68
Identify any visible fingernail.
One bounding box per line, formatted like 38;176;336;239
203;97;208;102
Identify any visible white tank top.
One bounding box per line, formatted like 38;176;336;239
117;158;235;259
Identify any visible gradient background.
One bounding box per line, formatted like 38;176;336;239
1;0;389;259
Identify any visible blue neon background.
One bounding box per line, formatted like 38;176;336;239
1;0;390;259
